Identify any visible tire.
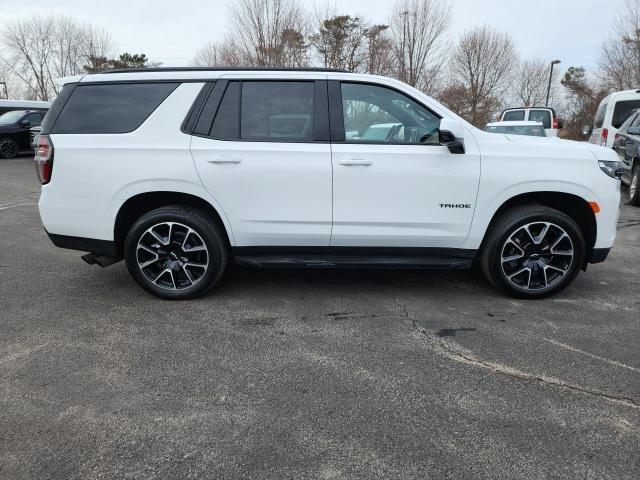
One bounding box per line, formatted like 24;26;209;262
629;164;640;206
124;205;228;300
480;205;586;299
0;138;19;159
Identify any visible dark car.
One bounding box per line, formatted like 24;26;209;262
0;110;46;159
612;107;640;205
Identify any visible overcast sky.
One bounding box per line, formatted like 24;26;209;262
0;0;622;73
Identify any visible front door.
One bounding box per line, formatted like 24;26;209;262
329;81;480;248
190;80;332;247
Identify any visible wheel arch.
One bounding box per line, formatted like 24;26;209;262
113;191;233;257
483;191;597;266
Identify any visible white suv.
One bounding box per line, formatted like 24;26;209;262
36;68;621;299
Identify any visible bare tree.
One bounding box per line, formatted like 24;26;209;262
1;15;114;100
364;24;394;76
448;25;517;126
310;15;367;71
389;0;451;94
512;59;556;106
192;39;244;67
228;0;309;67
599;0;640;90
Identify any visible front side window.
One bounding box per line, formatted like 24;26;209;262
0;110;27;125
503;110;525;121
22;113;42;126
341;83;440;144
52;82;179;134
528;109;552;129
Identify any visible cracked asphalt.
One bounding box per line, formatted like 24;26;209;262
1;156;639;479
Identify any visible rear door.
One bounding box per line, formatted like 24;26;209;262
527;108;554;137
189;79;333;247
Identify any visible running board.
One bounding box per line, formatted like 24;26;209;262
234;254;473;270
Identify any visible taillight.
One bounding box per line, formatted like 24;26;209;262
552;117;558;129
35;135;53;184
600;128;608;146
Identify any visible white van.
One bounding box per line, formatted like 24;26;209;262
499;107;563;137
588;89;640;148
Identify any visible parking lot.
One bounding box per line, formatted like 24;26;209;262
0;155;638;479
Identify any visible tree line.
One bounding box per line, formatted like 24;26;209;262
2;0;640;138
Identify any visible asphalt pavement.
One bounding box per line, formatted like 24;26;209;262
1;155;638;479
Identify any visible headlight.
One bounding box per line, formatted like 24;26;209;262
598;160;623;179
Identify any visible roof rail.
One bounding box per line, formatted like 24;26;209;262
98;67;351;74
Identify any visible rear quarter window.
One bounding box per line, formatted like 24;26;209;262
51;82;179;134
612;100;640;129
594;100;608;129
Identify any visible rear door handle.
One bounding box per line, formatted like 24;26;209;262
339;158;373;166
208;154;242;164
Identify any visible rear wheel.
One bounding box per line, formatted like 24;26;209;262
629;164;640;206
124;206;228;299
480;206;585;299
0;138;19;159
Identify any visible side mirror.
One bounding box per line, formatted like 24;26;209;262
19;120;31;128
628;126;640;135
582;125;593;136
557;119;565;129
439;118;465;154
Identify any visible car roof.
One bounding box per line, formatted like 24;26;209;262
0;99;51;108
486;121;544;127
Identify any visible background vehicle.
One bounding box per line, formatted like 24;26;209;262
36;68;621;300
587;89;640;148
484;121;546;137
0;99;50;116
0;109;46;158
499;107;563;137
612;107;640;204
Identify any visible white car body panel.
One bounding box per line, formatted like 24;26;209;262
589;90;640;148
39;70;620;259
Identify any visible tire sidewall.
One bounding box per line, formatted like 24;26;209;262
630;165;640;205
124;207;227;300
487;210;586;299
0;138;19;159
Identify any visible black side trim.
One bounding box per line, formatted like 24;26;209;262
181;82;214;134
193;80;228;136
313;80;330;142
327;80;345;142
46;231;119;258
590;248;610;264
232;246;477;258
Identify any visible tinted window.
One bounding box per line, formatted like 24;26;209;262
594;100;607;128
619;112;638;132
239;82;314;141
0;110;27;125
503;110;525;121
210;82;241;140
52;83;178;134
23;113;42;126
612;100;640;129
632;112;640;128
528;109;552;129
341;83;440;144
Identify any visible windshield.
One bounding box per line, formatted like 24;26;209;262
485;125;546;137
0;110;27;125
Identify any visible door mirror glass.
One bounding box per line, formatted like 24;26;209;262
582;125;593;136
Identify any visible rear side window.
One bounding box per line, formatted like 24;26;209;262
52;83;178;134
594;101;608;128
528;109;552;129
503;110;525;121
612;100;640;129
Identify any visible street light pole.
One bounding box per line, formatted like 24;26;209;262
546;60;561;107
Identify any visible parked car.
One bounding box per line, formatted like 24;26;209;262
611;107;640;204
36;67;621;300
498;107;563;137
587;89;640;148
484;121;546;137
0;109;46;158
0;99;50;116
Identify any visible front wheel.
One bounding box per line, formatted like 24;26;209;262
480;206;586;299
124;206;228;300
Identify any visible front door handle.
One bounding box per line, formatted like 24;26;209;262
339;158;373;166
208;154;242;164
